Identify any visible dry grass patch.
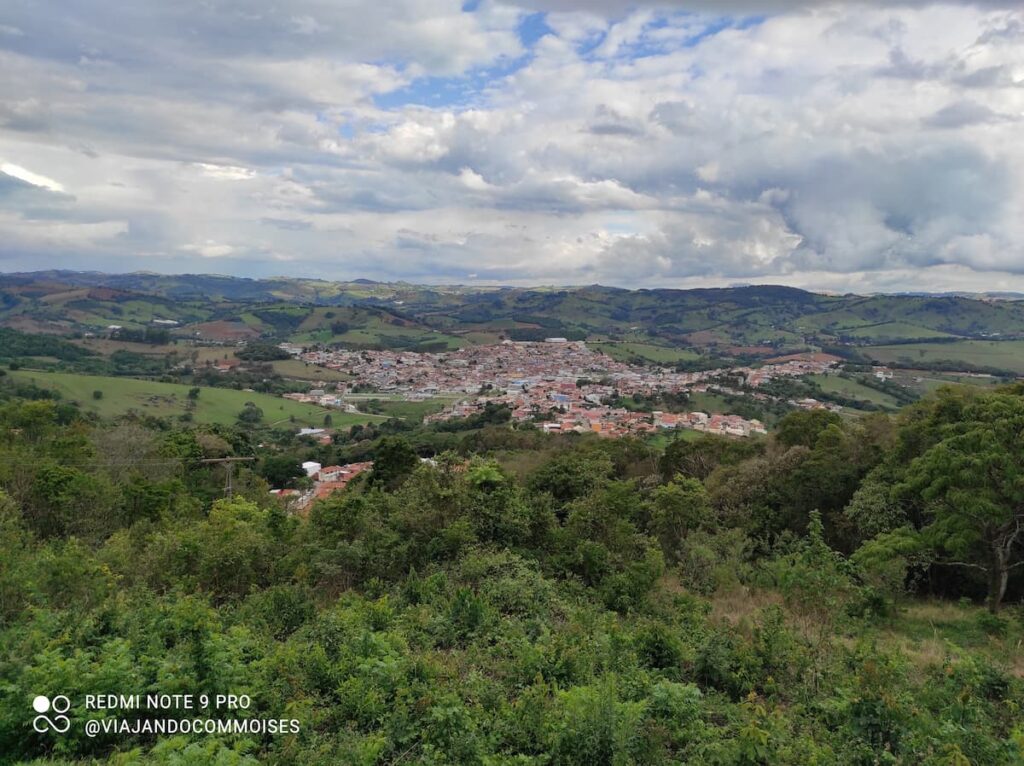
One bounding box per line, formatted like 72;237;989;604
709;585;783;632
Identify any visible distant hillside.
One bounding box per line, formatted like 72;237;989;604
4;272;1024;359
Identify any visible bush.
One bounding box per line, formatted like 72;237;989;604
974;610;1009;637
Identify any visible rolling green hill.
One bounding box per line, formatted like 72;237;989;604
862;340;1024;375
5;273;1024;362
5;369;384;428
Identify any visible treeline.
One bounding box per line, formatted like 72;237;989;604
110;326;172;344
507;328;587;342
0;328;97;363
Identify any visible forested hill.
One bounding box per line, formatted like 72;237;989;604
5;271;1024;349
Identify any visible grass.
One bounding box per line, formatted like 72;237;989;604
270;359;352;382
294;324;466;350
645;429;704;451
808;373;902;409
869;600;1024;678
864;340;1024;375
592;341;700;365
8;369;384;428
891;370;1003;396
838;322;956;341
686;392;734;414
73;338;235;364
707;586;1024;680
457;330;505;345
796;317;957;341
358;398;452;422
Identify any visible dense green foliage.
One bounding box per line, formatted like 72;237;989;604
0;328;97;363
236;343;293;362
0;380;1022;764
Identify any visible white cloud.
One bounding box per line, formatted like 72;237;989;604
0;1;1023;291
194;163;256;181
0;161;65;192
183;241;236;258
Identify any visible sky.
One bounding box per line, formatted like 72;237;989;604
0;1;1023;292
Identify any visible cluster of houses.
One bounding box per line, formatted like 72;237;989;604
654;411;767;436
282;342;840;396
427;391;768;438
273;341;843;439
744;352;845;386
269;460;373;512
283;388;361;412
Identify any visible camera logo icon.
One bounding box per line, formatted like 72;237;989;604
32;695;71;734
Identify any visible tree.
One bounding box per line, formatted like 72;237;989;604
649;478;710;561
659;433;761;482
465;460;531;545
236;401;264;425
906;394;1024;612
236;342;291;361
527;450;614;506
775;409;843;449
260;455;304;488
368;436;420;489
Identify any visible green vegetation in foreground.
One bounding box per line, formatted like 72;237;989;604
7;369;379;427
864;339;1024;375
1;358;1024;764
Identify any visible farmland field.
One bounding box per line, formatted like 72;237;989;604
862;340;1024;375
835;322;956;341
893;369;1003;395
8;369;384;428
73;338;236;364
357;397;455;421
293;321;466;349
592;341;701;365
807;373;902;409
270;359;352;382
685;391;734;414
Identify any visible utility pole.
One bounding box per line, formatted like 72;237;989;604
199;457;256;498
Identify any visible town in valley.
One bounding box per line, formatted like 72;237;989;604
280;338;848;439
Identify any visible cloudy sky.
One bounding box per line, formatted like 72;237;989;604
0;0;1022;291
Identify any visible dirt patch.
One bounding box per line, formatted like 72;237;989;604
86;287;131;301
183;321;260;342
725;345;776;357
684;330;724;346
766;352;845;365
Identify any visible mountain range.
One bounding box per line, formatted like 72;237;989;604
3;271;1024;358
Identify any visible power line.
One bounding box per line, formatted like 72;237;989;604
0;456;259;499
0;458;253;467
199;457;256;498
